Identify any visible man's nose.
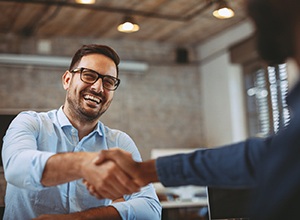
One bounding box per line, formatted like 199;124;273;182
91;78;104;93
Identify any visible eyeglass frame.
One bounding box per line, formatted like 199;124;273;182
70;67;121;91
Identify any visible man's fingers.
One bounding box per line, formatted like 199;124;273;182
93;149;121;165
110;165;140;195
95;148;131;165
83;150;144;200
92;153;105;165
84;160;141;200
93;161;140;198
87;182;122;200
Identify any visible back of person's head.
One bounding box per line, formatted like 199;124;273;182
69;44;120;76
247;0;300;65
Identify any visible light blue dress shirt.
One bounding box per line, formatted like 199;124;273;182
2;107;161;220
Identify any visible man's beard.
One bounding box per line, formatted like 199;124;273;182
66;91;111;123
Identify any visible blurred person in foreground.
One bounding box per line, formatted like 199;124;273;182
2;44;161;220
86;0;300;219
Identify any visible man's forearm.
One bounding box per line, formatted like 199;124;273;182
70;206;122;220
41;151;140;200
82;205;122;220
33;206;122;220
94;149;159;187
41;152;95;186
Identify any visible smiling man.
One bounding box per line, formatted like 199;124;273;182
2;44;161;220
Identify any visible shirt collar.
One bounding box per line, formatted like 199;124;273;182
57;106;103;136
57;106;72;127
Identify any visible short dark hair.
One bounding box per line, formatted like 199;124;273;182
69;44;120;77
247;0;299;65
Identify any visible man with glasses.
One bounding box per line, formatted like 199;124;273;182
2;44;161;220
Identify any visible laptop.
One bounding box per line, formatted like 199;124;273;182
206;187;252;220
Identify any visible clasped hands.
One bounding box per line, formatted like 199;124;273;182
82;148;152;200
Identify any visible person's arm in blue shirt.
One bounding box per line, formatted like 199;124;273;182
156;137;271;188
92;136;272;192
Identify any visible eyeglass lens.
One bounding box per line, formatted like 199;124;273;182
81;69;119;90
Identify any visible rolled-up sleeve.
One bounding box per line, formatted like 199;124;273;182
111;184;161;220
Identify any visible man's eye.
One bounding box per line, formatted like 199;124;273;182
104;78;115;86
83;72;97;80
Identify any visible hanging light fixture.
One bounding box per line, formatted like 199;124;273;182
213;0;235;19
75;0;95;4
117;16;140;33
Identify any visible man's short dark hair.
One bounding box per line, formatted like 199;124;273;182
69;44;120;76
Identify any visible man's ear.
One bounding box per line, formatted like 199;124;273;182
62;70;72;90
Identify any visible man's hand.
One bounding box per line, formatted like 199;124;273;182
80;153;140;200
84;148;159;199
41;151;140;200
94;149;145;185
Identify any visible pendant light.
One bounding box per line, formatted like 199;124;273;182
213;0;235;19
117;16;140;33
75;0;95;4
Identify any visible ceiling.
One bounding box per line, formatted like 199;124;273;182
0;0;248;46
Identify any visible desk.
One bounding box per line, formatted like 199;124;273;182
153;182;208;219
161;197;208;209
161;198;208;220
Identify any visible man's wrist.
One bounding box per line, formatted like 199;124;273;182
78;152;97;178
138;159;159;185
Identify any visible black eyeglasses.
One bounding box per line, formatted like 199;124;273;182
71;67;120;91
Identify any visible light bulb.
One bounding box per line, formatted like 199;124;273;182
75;0;95;4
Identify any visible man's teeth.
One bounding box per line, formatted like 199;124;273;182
84;95;101;104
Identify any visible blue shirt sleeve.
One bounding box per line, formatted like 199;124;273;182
111;184;161;220
2;112;55;190
156;137;271;188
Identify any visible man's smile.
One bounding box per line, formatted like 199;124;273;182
83;94;102;104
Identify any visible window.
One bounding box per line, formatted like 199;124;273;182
230;36;291;137
244;63;290;137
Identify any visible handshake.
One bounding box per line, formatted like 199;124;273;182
82;148;159;200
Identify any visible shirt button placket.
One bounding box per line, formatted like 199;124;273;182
71;128;79;147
